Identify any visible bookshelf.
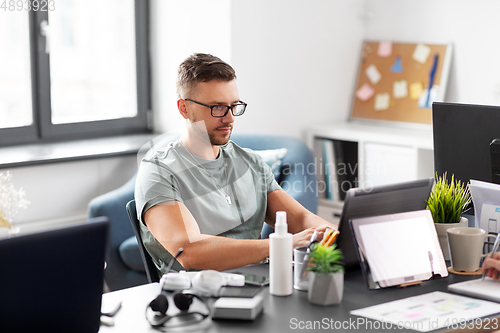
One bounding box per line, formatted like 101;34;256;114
305;121;434;225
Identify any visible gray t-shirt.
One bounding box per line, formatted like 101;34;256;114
134;139;281;273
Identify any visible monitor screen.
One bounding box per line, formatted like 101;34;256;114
433;102;500;185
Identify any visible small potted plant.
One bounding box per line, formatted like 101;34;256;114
426;173;471;260
307;243;345;306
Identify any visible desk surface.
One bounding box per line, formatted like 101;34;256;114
100;264;488;333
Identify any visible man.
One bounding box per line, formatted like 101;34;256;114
135;53;334;273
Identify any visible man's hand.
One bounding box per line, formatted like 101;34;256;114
482;252;500;280
292;225;333;248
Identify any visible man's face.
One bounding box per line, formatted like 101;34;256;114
184;80;240;146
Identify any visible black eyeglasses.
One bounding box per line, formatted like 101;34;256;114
184;99;247;117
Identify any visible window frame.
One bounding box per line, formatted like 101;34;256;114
0;0;151;147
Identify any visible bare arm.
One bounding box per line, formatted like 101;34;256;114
144;201;269;271
265;189;337;244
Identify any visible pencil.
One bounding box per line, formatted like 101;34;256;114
324;230;340;247
320;229;333;246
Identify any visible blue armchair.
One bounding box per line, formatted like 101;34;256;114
88;133;318;291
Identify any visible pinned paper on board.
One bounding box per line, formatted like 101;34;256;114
356;83;375;101
390;56;403;73
409;82;424;100
413;44;431;64
351;41;452;124
366;65;381;84
374;93;390;111
393;80;408;99
378;41;392;57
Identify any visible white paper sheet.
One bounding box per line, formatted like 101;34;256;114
470;179;500;229
358;217;441;283
351;291;500;332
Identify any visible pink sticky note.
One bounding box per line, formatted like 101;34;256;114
378;41;392;57
356;83;375;101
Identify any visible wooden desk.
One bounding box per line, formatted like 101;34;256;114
99;264;492;332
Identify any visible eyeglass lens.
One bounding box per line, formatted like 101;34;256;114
212;104;245;117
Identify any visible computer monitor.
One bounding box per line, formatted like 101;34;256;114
432;102;500;185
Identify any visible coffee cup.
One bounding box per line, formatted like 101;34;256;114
446;227;497;272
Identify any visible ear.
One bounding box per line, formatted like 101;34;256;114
178;99;189;119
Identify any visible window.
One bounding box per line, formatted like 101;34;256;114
0;0;150;146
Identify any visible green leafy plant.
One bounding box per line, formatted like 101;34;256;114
307;243;345;274
426;173;471;223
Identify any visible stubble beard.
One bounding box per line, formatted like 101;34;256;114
191;116;232;146
208;129;232;146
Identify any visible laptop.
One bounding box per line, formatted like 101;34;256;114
0;217;109;333
335;178;434;271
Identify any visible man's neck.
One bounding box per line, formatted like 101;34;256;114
180;135;220;160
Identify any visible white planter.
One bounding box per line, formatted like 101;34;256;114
434;217;468;260
308;272;343;306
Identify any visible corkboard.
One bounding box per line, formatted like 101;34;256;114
350;41;452;125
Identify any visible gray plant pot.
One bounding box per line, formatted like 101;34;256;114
435;217;468;260
308;271;344;306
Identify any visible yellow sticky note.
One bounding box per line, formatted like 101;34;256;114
374;93;390;111
410;82;424;100
393;80;408;99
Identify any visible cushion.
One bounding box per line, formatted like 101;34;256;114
118;236;146;272
255;148;288;182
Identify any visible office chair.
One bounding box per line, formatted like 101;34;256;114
126;200;160;283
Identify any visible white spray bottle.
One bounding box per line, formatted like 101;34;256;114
269;211;293;296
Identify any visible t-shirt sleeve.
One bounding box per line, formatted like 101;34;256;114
243;147;282;194
265;165;282;194
134;158;182;224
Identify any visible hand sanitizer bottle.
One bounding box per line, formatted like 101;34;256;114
269;211;293;296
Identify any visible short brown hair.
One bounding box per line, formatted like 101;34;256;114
176;53;236;98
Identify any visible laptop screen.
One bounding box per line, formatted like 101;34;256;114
0;217;109;333
335;178;433;271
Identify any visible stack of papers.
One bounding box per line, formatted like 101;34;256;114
351;291;500;332
470;180;500;232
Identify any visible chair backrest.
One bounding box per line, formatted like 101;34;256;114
126;200;160;283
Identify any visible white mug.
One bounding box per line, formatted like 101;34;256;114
446;227;497;272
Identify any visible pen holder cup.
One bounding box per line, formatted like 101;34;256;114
447;227;497;272
293;246;309;291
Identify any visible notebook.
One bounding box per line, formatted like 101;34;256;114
335;178;434;271
449;278;500;302
0;217;109;333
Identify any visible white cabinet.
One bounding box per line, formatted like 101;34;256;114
305;121;434;222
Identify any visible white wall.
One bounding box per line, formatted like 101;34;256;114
3;156;137;227
150;0;232;134
231;0;365;138
363;0;500;106
150;0;366;139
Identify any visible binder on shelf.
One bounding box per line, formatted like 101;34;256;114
323;139;339;201
313;138;327;200
334;140;358;201
313;137;359;203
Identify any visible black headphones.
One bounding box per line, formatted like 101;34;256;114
145;248;211;329
146;290;211;329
